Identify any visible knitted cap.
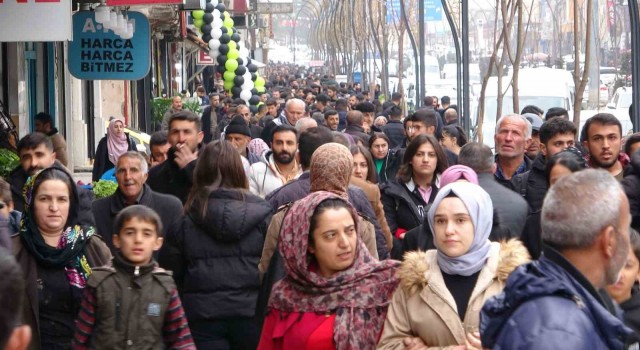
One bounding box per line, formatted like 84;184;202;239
225;115;251;137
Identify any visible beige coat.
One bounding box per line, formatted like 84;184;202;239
258;204;379;276
350;177;393;250
377;240;530;350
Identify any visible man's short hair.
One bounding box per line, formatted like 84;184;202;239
0;178;11;205
580;113;622;143
423;96;434;107
444;108;458;122
113;205;163;237
209;92;220;99
458;142;494;174
545;107;569;121
495;114;532;139
265;98;278;106
542;169;622;249
327;85;337;92
298;127;334;168
17;132;53;154
539;118;577;145
625;132;640;156
346;111;364;126
34;112;53;126
149;131;168;147
117;151;149;174
168;111;202;131
0;251;25;349
441;96;451;105
335;99;348;110
389;106;403;120
271;124;298;141
354;102;376;113
316;94;330;104
412;109;438;129
391;92;402;101
324;109;338;119
521;105;544;116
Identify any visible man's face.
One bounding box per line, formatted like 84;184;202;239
284;102;305;125
20;144;56;176
606;192;631;285
327;89;335;98
150;143;171;167
349;96;357;107
363;112;375;128
585;123;622;169
261;94;268;103
271;131;298;165
273;91;280;99
526;131;541;158
237;106;252;123
226;133;250;154
34;120;50;133
172;97;183;111
116;156;148;202
541;132;576;157
267;104;278;117
211;96;220;107
494;117;529;159
326;114;339;131
168;120;203;153
305;94;314;105
407;122;434;141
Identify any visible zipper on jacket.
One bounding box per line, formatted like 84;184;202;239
134;266;140;277
115;298;122;332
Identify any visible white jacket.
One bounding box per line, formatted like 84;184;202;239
248;151;301;198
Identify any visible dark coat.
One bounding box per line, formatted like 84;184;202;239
481;246;637;350
621;288;640;336
377;148;404;184
344;124;371;145
477;173;528;239
380;179;435;236
622;151;640;231
250;124;264;140
0;217;10;250
158;188;272;321
510;152;548;212
382;120;406;149
266;172;389;260
146;148;197;205
9;161;95;226
494;155;533;188
12;234;112;350
92;133;137;182
91;184;184;253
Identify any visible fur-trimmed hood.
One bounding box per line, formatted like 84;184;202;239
399;239;531;296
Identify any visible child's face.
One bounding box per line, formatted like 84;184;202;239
607;249;640;303
113;217;163;266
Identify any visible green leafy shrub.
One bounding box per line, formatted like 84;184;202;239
0;148;19;178
92;180;118;199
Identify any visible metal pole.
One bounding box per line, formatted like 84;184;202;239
461;0;470;132
400;0;421;109
441;0;462;132
630;0;640;132
419;0;426;108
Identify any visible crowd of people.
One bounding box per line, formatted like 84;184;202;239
2;69;640;350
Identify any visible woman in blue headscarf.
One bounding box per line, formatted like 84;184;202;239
377;182;530;350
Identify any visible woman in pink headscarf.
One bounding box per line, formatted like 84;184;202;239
92;117;137;182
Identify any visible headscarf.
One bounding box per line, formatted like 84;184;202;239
269;191;400;349
440;165;479;187
427;182;493;276
310;143;353;198
20;167;95;289
248;138;269;157
106;117;129;165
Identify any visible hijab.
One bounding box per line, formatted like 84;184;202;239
309;143;352;198
106;117;129;165
427;182;493;276
440;165;479;187
269;191;400;349
20;167;95;289
248;138;269;157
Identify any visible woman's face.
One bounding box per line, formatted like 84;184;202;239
549;163;573;186
411;142;437;178
309;207;358;278
113;121;125;136
34;179;70;237
606;249;640;303
433;197;475;258
352;153;369;181
371;138;389;159
439;132;457;151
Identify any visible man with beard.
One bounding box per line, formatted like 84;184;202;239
582;113;628;180
147;111;203;204
249;124;301;197
481;170;637;349
261;98;306;145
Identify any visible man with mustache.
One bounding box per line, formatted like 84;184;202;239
91;151;182;253
249;124;301;198
582;113;628;180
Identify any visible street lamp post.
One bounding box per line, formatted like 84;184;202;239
630;0;640;131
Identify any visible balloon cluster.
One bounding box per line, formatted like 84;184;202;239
191;0;265;106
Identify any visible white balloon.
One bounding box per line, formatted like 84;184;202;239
243;71;252;81
239;47;250;60
209;49;219;60
240;89;252;102
242;80;254;90
211;27;223;39
213;9;221;18
211;0;218;5
208;39;221;50
212;17;223;28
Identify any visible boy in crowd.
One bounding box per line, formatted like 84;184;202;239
73;205;194;350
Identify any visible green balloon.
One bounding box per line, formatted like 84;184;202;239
194;18;204;28
192;10;205;19
255;76;265;87
225;59;239;72
228;40;237;51
227;50;240;60
223;71;236;82
223;11;230;18
223;17;234;28
256;86;266;93
224;80;234;91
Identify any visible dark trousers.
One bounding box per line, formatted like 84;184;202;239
190;317;260;350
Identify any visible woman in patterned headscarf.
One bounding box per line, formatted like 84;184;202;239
12;167;111;349
258;191;400;350
92;117;136;182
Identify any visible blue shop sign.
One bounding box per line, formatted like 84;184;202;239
69;11;150;80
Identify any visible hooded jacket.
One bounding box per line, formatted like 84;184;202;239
248;151;301;198
382;120;406;150
377;240;530;349
376;148;404;184
510;152;548;213
622;151;640;231
158;188;272;321
480;246;638;350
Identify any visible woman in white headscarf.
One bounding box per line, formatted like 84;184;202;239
377;182;530;350
92;117;137;182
